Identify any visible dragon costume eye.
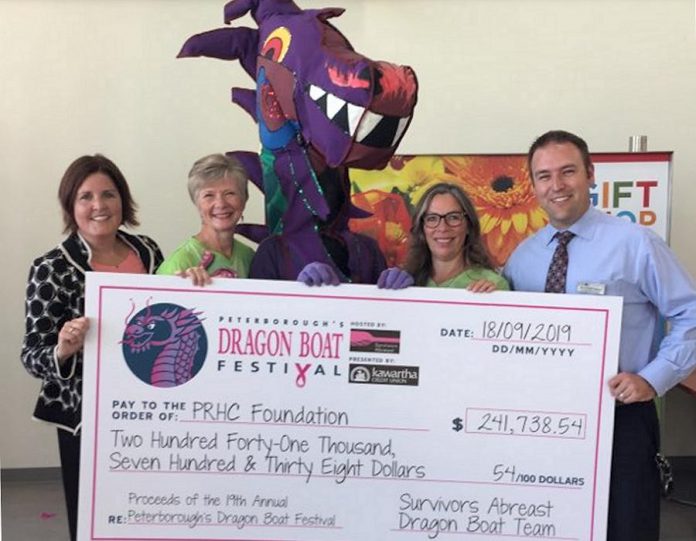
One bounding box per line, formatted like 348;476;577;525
261;27;292;62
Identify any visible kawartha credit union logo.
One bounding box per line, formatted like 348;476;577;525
121;301;207;387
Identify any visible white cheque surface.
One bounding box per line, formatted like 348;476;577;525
79;273;622;541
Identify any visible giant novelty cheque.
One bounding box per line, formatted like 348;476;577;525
78;273;622;541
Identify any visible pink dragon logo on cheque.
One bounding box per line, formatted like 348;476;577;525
121;301;207;387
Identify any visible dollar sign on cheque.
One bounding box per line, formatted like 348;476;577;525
451;417;463;432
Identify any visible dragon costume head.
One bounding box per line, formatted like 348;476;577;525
179;0;418;278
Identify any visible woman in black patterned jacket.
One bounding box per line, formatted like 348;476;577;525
21;154;163;541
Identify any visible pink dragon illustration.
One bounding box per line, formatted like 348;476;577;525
122;306;204;387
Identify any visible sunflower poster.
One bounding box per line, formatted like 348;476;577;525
349;153;672;268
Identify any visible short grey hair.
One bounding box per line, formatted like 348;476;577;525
187;153;249;202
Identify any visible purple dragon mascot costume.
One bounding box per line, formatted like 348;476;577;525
178;0;418;282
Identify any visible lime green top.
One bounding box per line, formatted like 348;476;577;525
427;267;509;290
157;236;255;278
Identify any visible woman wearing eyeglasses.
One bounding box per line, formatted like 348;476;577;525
404;183;509;292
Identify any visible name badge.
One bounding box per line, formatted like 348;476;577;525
577;282;606;295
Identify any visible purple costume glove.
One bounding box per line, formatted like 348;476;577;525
377;267;414;289
297;262;341;286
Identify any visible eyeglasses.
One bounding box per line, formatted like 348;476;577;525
423;211;466;229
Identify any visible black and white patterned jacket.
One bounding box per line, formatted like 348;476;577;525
21;231;163;434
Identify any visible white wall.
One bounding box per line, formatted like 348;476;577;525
1;0;695;468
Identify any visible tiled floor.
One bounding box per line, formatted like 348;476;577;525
1;464;695;540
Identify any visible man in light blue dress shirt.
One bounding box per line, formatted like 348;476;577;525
504;130;696;541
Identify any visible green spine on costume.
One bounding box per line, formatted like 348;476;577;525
261;148;286;235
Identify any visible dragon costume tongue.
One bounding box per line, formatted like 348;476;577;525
178;0;418;279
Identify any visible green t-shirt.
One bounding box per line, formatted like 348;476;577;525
426;267;509;290
157;237;255;278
